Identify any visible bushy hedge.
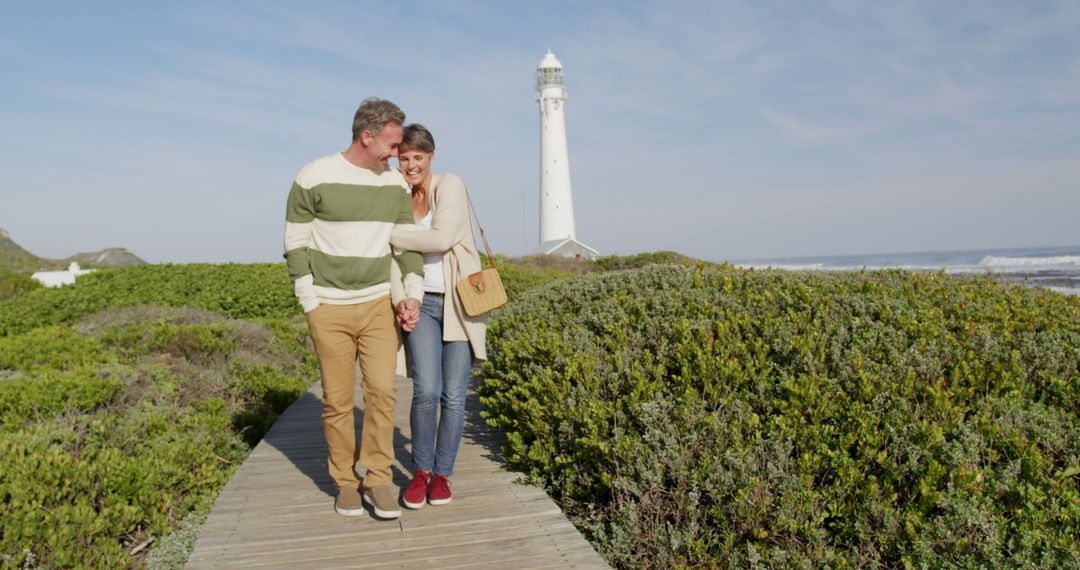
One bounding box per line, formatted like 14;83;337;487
491;251;707;300
0;263;298;337
0;258;569;567
486;255;578;301
0;266;315;568
0;267;41;302
479;264;1080;568
591;250;704;272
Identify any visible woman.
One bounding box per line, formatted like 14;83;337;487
390;124;487;509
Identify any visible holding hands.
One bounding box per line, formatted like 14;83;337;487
396;298;420;332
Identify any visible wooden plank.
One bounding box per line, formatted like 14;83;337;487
186;375;608;569
193;523;589;567
196;496;562;536
193;511;573;555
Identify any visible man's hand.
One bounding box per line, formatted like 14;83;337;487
395;298;420;332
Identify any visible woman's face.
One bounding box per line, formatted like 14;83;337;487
398;146;433;187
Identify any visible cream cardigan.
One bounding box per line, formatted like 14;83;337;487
390;173;488;361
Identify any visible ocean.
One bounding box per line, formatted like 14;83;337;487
735;244;1080;296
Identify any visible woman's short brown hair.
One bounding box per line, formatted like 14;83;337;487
400;123;436;154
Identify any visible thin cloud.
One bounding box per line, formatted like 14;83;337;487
757;109;880;146
2;1;1078;262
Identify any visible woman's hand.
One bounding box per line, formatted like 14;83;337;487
396;298;420;332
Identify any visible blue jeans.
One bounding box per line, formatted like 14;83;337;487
404;293;473;476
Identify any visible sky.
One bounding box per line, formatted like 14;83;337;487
2;1;1079;264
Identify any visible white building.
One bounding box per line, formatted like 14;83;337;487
536;50;598;260
31;262;95;288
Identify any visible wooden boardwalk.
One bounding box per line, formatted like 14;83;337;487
186;374;609;569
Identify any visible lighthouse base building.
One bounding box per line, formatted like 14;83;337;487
541;237;599;259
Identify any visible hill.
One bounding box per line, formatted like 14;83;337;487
0;227;145;273
64;247;145;267
0;228;57;273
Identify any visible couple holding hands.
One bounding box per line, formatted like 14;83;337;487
284;97;487;520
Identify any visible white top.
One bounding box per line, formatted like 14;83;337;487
416;210;446;293
538;49;562;69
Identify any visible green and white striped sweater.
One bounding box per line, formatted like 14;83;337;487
284;153;423;312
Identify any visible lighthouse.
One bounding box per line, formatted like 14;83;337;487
536;50;598;259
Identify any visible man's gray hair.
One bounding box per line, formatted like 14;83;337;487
352;98;405;141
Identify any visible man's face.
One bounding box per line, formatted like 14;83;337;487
362;122;404;169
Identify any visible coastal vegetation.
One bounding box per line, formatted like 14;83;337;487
0;267;41;302
0;259;567;568
2;255;1077;568
479;263;1080;568
0;264;314;568
489;250;704;299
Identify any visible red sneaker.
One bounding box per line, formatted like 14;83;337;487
403;470;430;509
428;474;452;505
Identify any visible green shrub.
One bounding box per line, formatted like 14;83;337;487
0;287;317;567
479;264;1080;568
100;322;235;364
228;363;309;445
0;408;246;568
0;369;123;428
590;250;704;271
484;255;577;301
148;508;209;570
0;270;41;301
0;263;299;337
0;326;111;372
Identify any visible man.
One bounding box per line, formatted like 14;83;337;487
284;98;423;520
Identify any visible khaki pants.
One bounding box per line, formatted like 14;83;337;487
306;297;398;489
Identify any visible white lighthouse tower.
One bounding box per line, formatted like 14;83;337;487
536;50;598;259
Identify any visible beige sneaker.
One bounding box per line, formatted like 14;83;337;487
334;486;364;517
363;484;402;519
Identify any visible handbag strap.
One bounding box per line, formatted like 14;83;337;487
429;174;496;280
456;178;497;269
